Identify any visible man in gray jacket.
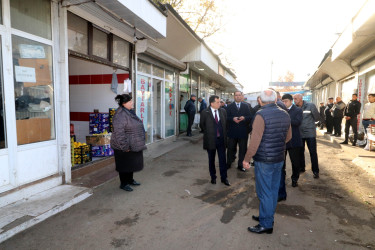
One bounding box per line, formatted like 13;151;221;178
293;94;320;178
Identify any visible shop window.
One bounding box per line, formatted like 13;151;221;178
137;60;151;74
113;35;130;68
92;28;108;59
136;75;152;143
0;39;5;149
10;0;51;40
153;65;164;78
165;81;175;137
12;35;55;145
165;70;174;82
67;12;88;55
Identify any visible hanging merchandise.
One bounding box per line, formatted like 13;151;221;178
111;72;118;94
123;78;132;93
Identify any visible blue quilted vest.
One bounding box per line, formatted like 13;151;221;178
253;103;290;163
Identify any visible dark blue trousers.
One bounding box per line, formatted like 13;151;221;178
207;136;227;181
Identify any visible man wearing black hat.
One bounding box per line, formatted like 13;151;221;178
184;94;196;137
324;98;334;134
341;94;361;146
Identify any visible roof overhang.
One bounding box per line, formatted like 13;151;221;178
64;0;167;40
305;1;375;90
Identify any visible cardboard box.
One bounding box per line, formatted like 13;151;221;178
18;58;52;87
16;118;51;145
86;134;111;146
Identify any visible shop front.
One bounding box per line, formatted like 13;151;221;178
0;0;61;204
136;57;177;143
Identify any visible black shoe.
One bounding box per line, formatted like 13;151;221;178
130;180;141;186
221;179;231;186
340;141;348;144
300;169;306;173
324;132;332;134
335;134;341;137
237;167;246;172
313;172;319;179
252;215;259;222
226;164;232;169
277;197;286;202
211;179;216;184
119;184;133;192
248;224;273;234
352;142;356;146
292;181;298;187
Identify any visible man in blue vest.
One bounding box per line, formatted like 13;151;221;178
243;89;291;234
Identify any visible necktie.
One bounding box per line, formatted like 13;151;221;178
215;110;220;137
237;103;240;109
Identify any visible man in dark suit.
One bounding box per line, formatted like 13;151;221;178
184;94;196;137
226;91;252;171
200;95;230;186
278;94;303;201
324;97;334;134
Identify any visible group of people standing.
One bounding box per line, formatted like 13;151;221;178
320;93;375;149
199;89;321;234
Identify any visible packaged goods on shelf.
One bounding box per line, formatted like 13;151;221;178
91;144;114;157
89;113;110;134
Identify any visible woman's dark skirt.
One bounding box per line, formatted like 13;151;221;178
114;149;144;173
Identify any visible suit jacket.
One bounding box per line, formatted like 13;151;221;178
200;107;227;150
286;104;303;149
226;102;252;138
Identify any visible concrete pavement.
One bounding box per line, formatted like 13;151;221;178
1;130;374;249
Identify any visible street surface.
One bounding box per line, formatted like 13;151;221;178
1;133;375;250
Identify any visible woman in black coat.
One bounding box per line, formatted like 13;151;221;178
110;94;147;192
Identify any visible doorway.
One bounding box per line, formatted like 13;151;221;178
153;79;162;141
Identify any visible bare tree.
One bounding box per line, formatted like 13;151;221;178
153;0;223;40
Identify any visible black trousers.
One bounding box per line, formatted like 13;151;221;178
300;138;319;174
344;117;358;142
226;136;248;168
278;147;301;199
326;117;333;133
119;172;134;186
187;113;195;135
333;117;343;135
207;136;227;181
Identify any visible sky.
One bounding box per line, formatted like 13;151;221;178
201;0;368;93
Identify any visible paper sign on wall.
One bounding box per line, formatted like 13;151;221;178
19;44;46;59
15;66;36;83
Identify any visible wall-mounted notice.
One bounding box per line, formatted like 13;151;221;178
19;44;46;59
15;66;36;83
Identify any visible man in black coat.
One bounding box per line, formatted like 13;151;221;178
332;97;346;137
324;97;334;134
319;102;326;129
278;94;303;201
226;91;252;172
184;94;196;137
341;93;361;146
200;95;230;186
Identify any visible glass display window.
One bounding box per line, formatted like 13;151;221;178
12;35;55;145
165;81;175;137
113;35;130;68
92;27;108;59
137;60;151;74
165;70;174;82
10;0;52;40
67;12;88;55
153;65;164;78
136;74;152;143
